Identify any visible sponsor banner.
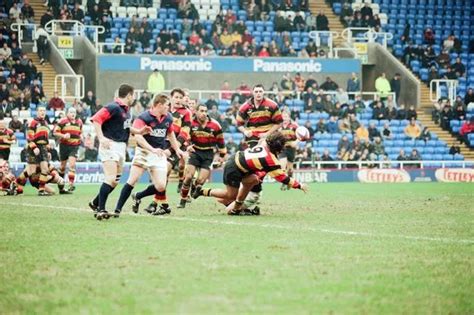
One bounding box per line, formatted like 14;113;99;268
9;163;472;184
98;55;361;73
435;168;474;183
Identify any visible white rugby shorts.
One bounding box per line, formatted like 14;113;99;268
132;146;167;170
99;140;126;164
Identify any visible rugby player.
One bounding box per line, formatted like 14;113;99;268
113;94;184;217
0;159;16;195
193;131;308;215
88;84;152;220
177;104;226;208
54;107;83;192
279;111;298;191
0;120;16;161
236;84;283;210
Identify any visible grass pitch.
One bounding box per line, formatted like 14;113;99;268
0;183;473;314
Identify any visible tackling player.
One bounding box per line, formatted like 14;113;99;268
113;94;183;217
177;104;226;208
54;107;83;192
0;159;16;195
236;84;283;210
279;111;298;191
0;120;16;161
88;84;151;220
193;131;308;215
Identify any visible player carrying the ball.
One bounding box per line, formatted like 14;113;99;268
193;131;308;215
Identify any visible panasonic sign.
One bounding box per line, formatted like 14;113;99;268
140;57;212;71
253;59;322;72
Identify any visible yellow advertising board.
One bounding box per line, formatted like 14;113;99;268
58;36;73;48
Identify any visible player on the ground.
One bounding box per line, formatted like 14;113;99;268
0;120;16;161
177;104;226;208
279;111;298;191
18;106;52;196
236;84;283;210
141;88;192;213
193;131;308;215
0;159;16;195
54;107;83;192
113;94;184;217
88;84;151;220
17;162;67;195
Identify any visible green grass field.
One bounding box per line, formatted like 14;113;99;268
0;183;473;314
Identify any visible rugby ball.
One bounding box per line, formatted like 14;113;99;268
295;126;310;141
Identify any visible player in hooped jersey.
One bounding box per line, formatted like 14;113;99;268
54;107;83;192
279;111;298;191
177;104;226;208
193;131;308;215
236;84;283;212
88;84;152;220
0;120;16;161
113;94;184;217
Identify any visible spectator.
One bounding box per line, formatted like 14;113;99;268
303;87;317;112
453;103;466;120
83;133;98;162
138;91;151;109
451;58;466;77
390;73;401;102
326;116;339;133
337;134;351;152
21;1;35;23
9;115;22;132
346;72;360;94
293;12;306;31
443;35;455;52
409;149;422;165
397;149;408;161
48;91;65;111
372;101;387;120
375;73;391;100
35;26;50;65
15;93;28;111
304;120;315;138
370;137;385;156
386;102;398;120
423;28;435;45
321;149;334;168
382;123;392;140
0;99;13;118
205;94;218;109
355;123;369;142
397;104;407;120
71;2;84;23
316;11;329;31
449;142;461;155
320;77;338;91
313;95;325;112
0;43;11;59
225;137;239;155
404;118;422;139
459;117;474;144
406;105;417;120
220;81;232;100
368;122;381;141
315;118;327;133
418;127;431;142
335;88;349;105
360;2;373;19
464;88;474;106
436;49;450;69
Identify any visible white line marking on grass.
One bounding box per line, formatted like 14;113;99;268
3;201;474;245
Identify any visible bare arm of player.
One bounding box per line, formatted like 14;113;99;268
130;125;153;135
259;123;282;139
92;121;111;150
167;131;184;159
53;125;70;139
238;126;252;138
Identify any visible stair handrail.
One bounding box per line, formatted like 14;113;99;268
341;27;373;44
362;31;393;49
308;31;340;58
83;25;105;51
44;20;85;36
97;42;125;54
54;74;85;101
10;22;37;50
429;79;458;104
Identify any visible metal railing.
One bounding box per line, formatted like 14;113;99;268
97;42;125;54
54;74;85;101
341;28;393;49
44;20;84;36
10;22;37;50
298;160;472;170
308;30;339;57
430;79;458;104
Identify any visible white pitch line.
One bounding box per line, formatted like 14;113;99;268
3;201;474;245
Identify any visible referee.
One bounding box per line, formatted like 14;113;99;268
88;84;151;220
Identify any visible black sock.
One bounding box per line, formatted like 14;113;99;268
136;184;156;200
98;183;114;211
92;193;99;206
115;183;134;212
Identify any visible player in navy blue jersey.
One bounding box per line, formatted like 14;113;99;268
113;94;184;216
88;84;152;220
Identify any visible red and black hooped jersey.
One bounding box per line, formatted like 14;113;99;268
133;111;174;149
189;117;226;156
280;122;298;146
235;144;300;188
0;128;15;150
171;106;192;145
27;118;50;148
236;97;283;142
54;117;83;146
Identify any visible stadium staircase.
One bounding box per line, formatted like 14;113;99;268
309;0;345;47
417;85;474;160
27;53;58;100
31;0;48;26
